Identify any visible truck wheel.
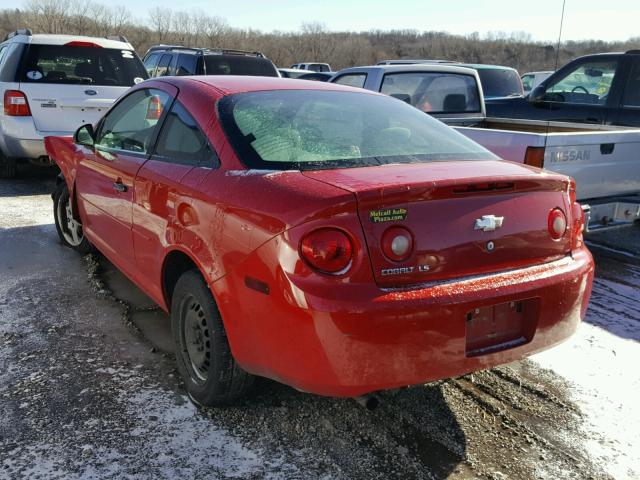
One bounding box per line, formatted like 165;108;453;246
171;270;254;406
0;154;17;179
53;182;93;254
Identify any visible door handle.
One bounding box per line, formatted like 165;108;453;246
113;181;127;193
600;143;615;155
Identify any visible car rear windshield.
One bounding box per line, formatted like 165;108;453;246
477;69;523;97
218;89;497;171
204;55;278;77
380;72;481;113
20;44;147;86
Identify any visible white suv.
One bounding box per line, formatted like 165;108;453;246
0;30;148;177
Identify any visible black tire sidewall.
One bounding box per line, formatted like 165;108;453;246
171;270;251;406
53;182;93;254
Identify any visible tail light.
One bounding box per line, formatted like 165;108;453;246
381;227;414;262
524;146;545;168
4;90;31;116
146;95;163;120
300;228;353;274
548;208;567;240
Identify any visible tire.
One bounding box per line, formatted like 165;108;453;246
0;153;17;179
52;181;94;254
171;270;254;406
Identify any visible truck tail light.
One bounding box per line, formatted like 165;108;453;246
524;146;545;168
548;208;567;240
381;226;414;262
4;90;31;116
300;228;353;274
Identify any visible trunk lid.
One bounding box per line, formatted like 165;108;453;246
303;160;572;287
19;84;126;133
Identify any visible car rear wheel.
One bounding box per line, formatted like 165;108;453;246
53;182;93;254
171;270;254;406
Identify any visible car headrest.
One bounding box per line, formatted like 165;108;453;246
75;62;95;78
443;94;467;112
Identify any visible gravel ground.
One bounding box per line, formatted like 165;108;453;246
1;167;638;479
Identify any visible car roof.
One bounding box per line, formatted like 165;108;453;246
279;68;307;72
4;33;133;49
334;64;479;75
159;75;380;96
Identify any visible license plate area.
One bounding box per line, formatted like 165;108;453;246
465;298;539;357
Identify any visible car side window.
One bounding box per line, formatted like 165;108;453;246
154;101;218;167
545;60;618;105
176;54;198;76
95;88;171;154
333;73;367;88
143;52;161;77
622;59;640;107
156;54;174;77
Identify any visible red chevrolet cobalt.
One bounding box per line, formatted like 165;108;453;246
45;77;594;406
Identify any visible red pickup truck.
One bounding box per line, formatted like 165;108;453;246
46;77;594;407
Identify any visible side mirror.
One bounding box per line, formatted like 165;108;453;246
528;85;546;103
74;124;95;147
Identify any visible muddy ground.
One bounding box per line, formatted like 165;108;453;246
1;167;638;479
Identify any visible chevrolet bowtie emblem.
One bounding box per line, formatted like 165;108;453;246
474;215;504;232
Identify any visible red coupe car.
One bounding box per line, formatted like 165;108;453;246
45;76;594;407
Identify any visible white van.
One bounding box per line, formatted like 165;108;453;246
0;30;147;177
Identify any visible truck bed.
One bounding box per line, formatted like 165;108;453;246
456;118;640;202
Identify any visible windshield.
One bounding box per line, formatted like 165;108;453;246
477;69;523;98
20;45;147;86
380;72;481;113
204;55;278;77
218;90;497;171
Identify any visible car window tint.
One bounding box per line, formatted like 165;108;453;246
176;54;198;76
95;88;171;154
333;73;367;88
144;52;161;77
476;69;523;98
622;60;640;107
156;54;173;76
154;101;216;166
545;60;617;105
381;72;481;113
20;44;147;86
203;55;278;77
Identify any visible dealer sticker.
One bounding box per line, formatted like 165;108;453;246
369;208;407;223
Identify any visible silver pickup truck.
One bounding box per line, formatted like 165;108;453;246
456;119;640;230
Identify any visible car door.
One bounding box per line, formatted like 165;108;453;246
525;56;622;125
75;86;174;270
608;55;640;127
132;98;219;304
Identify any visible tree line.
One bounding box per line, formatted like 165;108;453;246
2;0;639;73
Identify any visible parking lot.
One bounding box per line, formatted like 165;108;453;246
1;168;638;480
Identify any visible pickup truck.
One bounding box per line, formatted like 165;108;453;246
329;64;486;126
486;50;640;127
455;118;640;230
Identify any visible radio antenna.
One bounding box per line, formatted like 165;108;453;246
554;0;566;71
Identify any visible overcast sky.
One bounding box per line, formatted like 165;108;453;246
25;0;640;42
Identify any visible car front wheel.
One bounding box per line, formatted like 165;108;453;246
53;182;93;254
171;270;254;406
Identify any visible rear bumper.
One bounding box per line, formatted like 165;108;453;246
0;116;70;160
216;247;594;397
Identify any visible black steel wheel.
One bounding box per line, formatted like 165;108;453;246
171;270;254;406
